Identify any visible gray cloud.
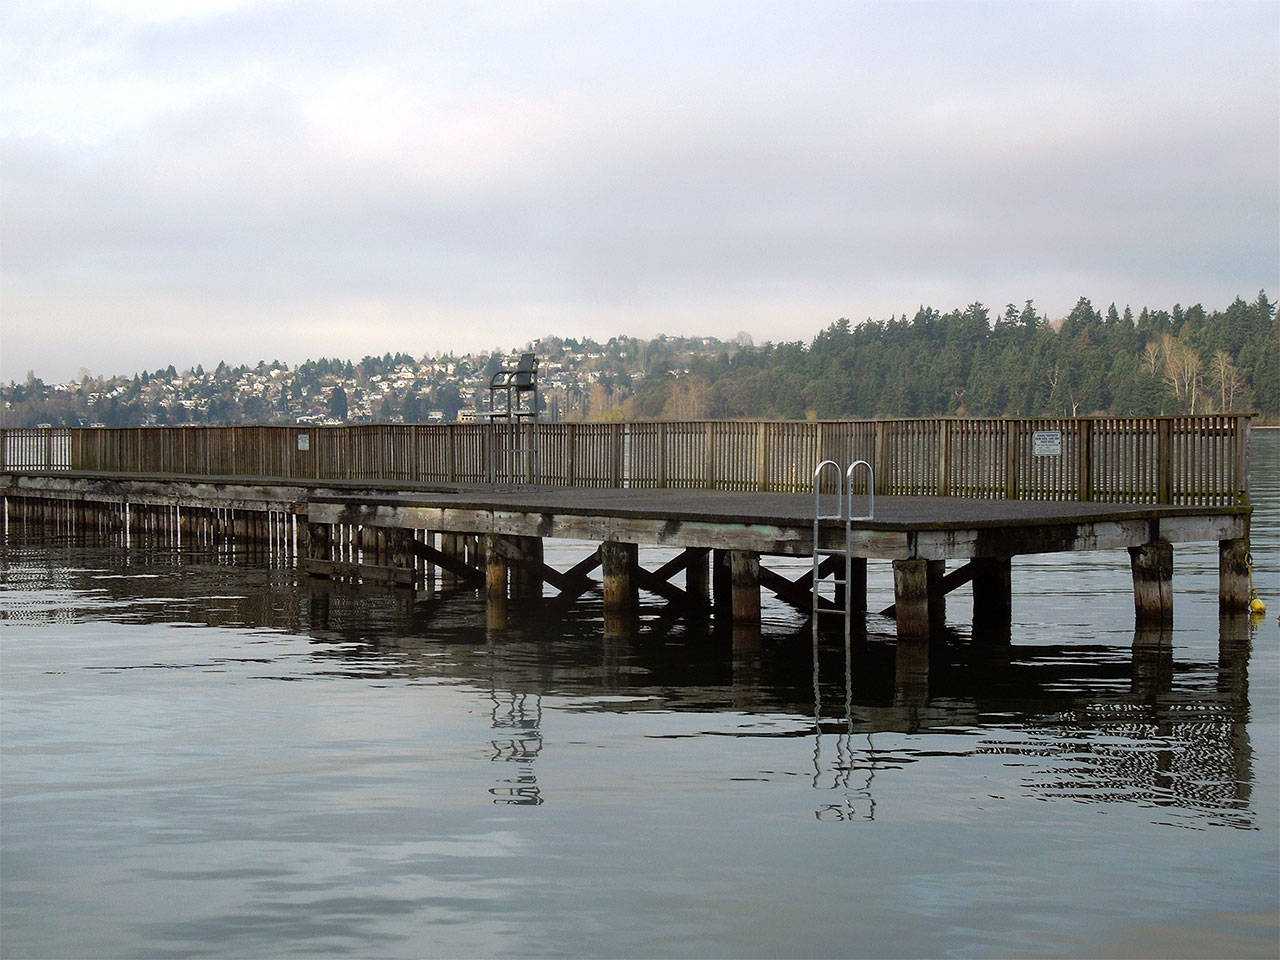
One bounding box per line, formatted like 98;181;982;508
2;0;1276;381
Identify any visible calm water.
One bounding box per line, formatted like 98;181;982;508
2;434;1277;958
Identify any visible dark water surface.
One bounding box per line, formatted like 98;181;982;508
2;433;1277;958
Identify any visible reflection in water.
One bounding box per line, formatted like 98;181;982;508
0;532;1261;832
489;690;544;806
811;630;880;822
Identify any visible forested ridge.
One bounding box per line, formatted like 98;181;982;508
2;292;1274;427
626;293;1276;422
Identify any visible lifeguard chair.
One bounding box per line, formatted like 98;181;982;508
487;353;539;424
486;353;539;481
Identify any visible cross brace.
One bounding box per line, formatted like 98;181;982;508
879;559;979;618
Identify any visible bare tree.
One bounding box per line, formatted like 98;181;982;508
1141;340;1164;376
1161;335;1203;412
662;377;711;420
1209;351;1247;412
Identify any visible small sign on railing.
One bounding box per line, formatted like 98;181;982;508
1032;429;1062;457
297;434;310;452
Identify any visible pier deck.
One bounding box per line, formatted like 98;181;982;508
305;482;1247;557
2;468;1253;640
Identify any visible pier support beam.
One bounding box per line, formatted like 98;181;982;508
389;529;414;583
484;534;509;602
441;533;460;588
847;556;868;617
729;550;760;624
1218;537;1251;612
926;560;946;633
685;548;710;607
601;540;638;613
1129;540;1173;626
712;549;731;621
512;535;544;600
306;522;330;563
972;557;1013;637
893;559;930;640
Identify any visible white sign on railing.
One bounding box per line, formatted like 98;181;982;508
1032;429;1062;457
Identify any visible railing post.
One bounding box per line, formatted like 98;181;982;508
45;428;53;471
565;423;576;487
1078;418;1094;502
757;421;768;492
704;422;714;490
612;423;623;488
1157;418;1173;504
873;421;889;495
658;422;667;489
1235;415;1250;504
937;419;951;497
486;422;495;484
525;421;535;483
1004;420;1019;499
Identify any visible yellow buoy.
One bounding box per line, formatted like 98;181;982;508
1245;553;1266;617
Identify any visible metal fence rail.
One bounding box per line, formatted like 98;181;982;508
0;416;1251;505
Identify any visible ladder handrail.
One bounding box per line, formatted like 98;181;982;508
846;459;874;521
813;459;845;522
812;459;854;644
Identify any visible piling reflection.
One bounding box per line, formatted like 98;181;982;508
1131;624;1174;700
489;689;544;806
0;532;1259;828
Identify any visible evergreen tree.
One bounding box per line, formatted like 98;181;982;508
329;386;348;421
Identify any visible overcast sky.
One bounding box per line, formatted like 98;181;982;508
2;0;1276;382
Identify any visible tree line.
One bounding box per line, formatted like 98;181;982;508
618;292;1276;422
1;292;1274;427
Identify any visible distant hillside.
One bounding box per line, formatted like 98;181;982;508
2;293;1274;427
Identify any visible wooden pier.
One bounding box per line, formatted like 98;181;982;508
0;415;1255;641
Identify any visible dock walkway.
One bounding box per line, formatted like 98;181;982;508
2;468;1253;640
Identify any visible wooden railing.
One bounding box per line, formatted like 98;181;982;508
0;416;1252;505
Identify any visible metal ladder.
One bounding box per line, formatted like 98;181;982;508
811;460;874;643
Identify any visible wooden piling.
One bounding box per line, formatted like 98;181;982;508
893;558;930;640
307;521;331;564
1218;537;1251;612
485;534;509;601
729;550;760;624
847;556;867;616
1129;540;1173;625
512;535;544;600
685;547;710;609
972;557;1012;636
926;559;946;633
601;540;638;613
712;548;731;620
